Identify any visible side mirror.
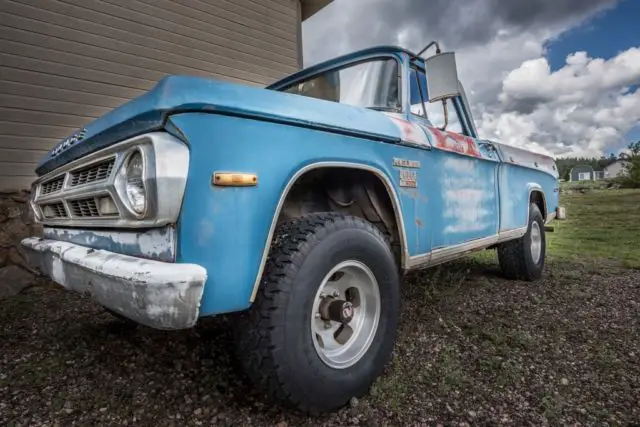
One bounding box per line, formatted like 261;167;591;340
424;52;461;102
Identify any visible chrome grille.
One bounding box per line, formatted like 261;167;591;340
40;176;64;195
41;202;67;219
69;198;100;217
69;158;115;187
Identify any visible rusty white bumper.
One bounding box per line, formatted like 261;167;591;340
21;237;207;330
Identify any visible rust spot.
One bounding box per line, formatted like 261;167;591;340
400;188;429;202
415;218;424;228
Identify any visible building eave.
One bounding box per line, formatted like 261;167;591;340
301;0;333;20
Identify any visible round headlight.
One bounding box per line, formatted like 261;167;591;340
125;151;146;214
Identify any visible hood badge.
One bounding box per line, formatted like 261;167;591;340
51;128;87;157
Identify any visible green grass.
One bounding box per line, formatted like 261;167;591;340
547;189;640;268
559;180;610;191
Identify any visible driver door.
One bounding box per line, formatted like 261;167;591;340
408;66;500;251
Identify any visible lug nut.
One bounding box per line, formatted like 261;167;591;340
324;322;331;329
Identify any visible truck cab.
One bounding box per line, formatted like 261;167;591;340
21;43;562;414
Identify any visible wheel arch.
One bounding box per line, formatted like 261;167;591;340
528;184;547;221
249;162;409;303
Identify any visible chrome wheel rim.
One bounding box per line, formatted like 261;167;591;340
310;260;381;369
530;221;542;264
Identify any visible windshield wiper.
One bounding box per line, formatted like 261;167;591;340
365;106;401;113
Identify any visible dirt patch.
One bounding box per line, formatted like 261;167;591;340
1;259;638;426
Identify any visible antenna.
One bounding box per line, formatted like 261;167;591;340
416;40;441;58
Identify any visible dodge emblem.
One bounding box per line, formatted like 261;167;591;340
51;128;87;157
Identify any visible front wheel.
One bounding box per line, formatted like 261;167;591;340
497;202;546;281
234;213;400;414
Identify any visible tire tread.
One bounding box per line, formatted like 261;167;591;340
234;212;392;414
497;202;545;281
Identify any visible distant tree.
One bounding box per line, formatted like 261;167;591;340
619;141;640;188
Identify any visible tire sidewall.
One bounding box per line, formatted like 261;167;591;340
523;203;546;276
280;225;399;404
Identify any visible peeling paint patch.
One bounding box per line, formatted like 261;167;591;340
440;157;494;235
51;257;66;285
44;226;176;262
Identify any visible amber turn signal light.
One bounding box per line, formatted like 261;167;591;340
212;172;258;187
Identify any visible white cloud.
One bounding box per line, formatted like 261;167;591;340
478;47;640;157
302;0;638;158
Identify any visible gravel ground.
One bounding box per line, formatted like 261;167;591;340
1;259;639;426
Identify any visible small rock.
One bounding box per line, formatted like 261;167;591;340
468;410;477;418
275;422;288;427
0;265;33;299
194;408;202;416
99;407;107;412
561;378;569;386
349;397;359;408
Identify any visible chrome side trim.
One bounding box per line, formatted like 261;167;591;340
31;132;189;228
249;161;409;303
407;252;430;268
427;235;499;268
407;228;529;271
496;226;528;243
407;235;498;270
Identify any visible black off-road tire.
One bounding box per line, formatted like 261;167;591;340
234;212;400;414
497;202;546;281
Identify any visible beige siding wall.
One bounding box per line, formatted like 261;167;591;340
0;0;301;190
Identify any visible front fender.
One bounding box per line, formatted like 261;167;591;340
168;112;422;316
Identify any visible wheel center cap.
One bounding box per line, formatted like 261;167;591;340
320;298;355;324
341;301;354;323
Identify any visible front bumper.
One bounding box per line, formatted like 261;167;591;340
21;237;207;330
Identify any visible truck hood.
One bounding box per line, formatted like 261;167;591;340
36;75;402;176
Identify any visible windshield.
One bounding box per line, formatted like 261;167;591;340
280;58;400;112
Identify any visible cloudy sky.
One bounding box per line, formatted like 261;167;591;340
302;0;640;158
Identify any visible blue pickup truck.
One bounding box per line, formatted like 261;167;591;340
21;43;562;413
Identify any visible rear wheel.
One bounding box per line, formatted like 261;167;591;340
498;202;546;281
234;213;400;414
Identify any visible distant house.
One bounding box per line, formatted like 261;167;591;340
569;165;596;181
603;160;629;179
